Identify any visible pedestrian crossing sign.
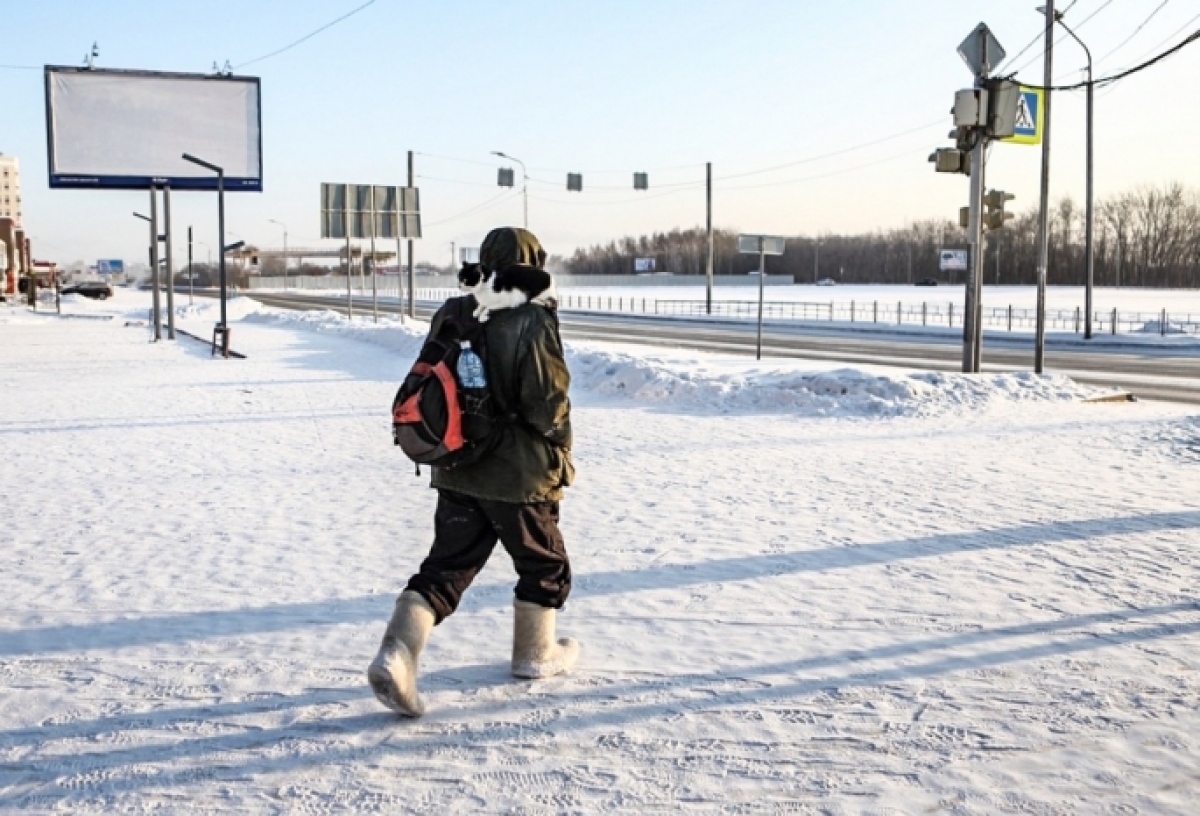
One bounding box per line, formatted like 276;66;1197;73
1003;86;1043;145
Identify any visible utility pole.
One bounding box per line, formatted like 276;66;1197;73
705;161;713;315
1034;1;1055;373
407;150;415;319
813;239;819;284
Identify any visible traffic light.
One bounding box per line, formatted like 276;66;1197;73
983;189;1015;230
497;167;515;188
567;173;583;192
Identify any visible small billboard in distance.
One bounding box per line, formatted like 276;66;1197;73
45;66;262;191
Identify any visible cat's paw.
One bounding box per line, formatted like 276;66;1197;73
474;305;491;323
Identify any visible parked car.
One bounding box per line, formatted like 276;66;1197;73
816;277;837;286
61;281;114;300
915;278;939;287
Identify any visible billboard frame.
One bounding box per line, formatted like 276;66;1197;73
44;65;263;192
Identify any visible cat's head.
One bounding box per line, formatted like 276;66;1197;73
457;261;490;292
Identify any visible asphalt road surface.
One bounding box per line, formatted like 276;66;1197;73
246;291;1199;405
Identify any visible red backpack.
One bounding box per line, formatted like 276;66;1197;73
391;301;501;473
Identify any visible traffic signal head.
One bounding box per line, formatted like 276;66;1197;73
983;189;1015;230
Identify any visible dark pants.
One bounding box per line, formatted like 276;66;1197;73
405;489;572;624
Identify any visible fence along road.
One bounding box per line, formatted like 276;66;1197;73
246;291;1200;405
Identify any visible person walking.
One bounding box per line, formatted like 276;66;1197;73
368;227;578;717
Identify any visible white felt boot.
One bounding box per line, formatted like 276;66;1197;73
367;591;436;716
511;600;580;679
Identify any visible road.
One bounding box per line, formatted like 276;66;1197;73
246;291;1199;405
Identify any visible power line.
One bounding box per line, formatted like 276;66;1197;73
1097;0;1172;66
424;189;519;227
1010;0;1118;77
0;64;41;71
1020;26;1200;90
233;0;377;69
996;0;1082;73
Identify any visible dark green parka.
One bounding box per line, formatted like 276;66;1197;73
429;228;574;503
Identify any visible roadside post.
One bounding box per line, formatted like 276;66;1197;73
737;234;786;361
929;22;1026;373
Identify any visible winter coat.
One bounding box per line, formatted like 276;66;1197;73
428;297;574;503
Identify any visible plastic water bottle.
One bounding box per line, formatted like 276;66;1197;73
457;343;487;388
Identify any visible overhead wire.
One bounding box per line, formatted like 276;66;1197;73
233;0;377;69
1019;26;1200;90
995;0;1081;73
1096;0;1172;65
423;189;520;227
1009;0;1118;77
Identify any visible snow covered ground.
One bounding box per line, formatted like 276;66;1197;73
2;290;1198;814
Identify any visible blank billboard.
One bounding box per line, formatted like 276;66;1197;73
45;66;262;191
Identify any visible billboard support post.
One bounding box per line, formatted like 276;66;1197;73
150;187;162;341
164;185;176;341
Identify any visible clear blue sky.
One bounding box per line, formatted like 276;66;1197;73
4;0;1200;267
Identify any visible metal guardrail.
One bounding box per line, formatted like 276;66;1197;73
306;288;1199;338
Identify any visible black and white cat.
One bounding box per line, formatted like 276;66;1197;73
457;262;558;322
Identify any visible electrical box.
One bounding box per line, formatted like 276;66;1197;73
959;207;971;229
953;89;988;128
987;79;1021;138
929;148;969;175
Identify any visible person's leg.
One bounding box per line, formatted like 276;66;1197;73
480;499;579;678
405;489;500;623
480;499;571;608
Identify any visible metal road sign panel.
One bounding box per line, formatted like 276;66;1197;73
1002;86;1044;145
957;23;1005;76
321;183;421;239
939;249;969;271
737;235;786;255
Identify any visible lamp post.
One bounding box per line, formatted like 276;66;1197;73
491;150;527;229
269;218;288;290
181;153;229;348
1047;9;1095;339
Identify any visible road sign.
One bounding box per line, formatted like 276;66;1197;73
940;250;968;271
957;23;1005;76
737;235;786;255
1002;86;1044;145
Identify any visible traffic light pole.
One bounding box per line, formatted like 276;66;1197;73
963;135;986;373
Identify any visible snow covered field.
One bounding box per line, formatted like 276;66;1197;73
2;291;1198;814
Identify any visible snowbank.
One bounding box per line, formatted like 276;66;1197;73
226;304;1115;417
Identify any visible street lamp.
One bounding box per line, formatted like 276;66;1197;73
133;211;161;341
491;150;528;229
180;152;230;353
1043;7;1095;339
269;218;289;290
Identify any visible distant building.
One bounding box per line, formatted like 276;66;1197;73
0;154;21;226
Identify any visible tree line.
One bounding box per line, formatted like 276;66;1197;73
561;183;1200;288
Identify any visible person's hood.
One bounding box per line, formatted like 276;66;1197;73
480;227;546;272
